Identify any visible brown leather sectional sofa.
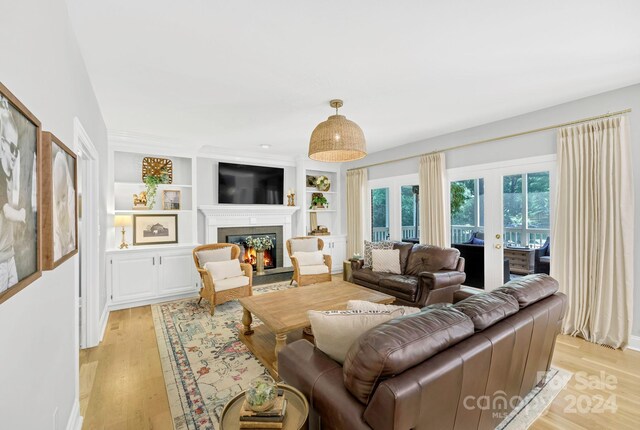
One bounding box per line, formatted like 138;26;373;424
279;274;566;430
351;243;466;306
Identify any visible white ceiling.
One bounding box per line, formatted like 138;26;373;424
66;0;640;157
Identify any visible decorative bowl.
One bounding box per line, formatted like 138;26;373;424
245;375;278;412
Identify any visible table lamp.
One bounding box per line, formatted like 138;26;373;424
114;215;132;249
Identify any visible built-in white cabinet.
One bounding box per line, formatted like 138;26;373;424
107;245;200;310
323;235;347;273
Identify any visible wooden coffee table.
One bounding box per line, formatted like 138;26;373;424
238;280;394;376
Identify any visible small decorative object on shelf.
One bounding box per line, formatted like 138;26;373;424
143;169;170;209
162;189;181;210
142;157;173;183
306;175;316;187
245;375;278;412
309;225;330;236
245;236;274;275
286;188;295;206
132;191;148;209
309;193;327;209
114;215;132;249
315;175;331;191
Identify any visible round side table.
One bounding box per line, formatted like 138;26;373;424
219;383;309;430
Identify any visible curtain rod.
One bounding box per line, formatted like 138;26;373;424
347;108;632;172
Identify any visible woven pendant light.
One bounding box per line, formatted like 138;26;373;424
308;99;367;162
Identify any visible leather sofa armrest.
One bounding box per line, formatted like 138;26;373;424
419;270;466;291
278;340;369;430
350;259;364;271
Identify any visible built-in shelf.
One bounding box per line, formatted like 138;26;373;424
307;209;336;213
114;209;192;215
305;189;336;194
114;181;193;188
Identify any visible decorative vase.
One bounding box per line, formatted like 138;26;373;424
256;250;265;276
245;375;277;412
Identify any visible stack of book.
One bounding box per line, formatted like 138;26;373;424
239;394;288;429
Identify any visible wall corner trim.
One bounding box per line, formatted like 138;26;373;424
65;399;83;430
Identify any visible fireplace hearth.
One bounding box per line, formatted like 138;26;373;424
227;233;277;271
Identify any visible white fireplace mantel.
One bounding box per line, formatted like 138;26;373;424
198;205;300;266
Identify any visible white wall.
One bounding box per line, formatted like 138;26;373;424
343;83;640;336
0;0;108;429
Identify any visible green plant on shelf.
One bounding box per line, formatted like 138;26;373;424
309;195;328;209
143;169;170;209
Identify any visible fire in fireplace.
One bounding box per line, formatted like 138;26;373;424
227;233;277;271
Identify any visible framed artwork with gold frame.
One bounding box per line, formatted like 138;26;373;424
0;82;42;305
133;214;178;246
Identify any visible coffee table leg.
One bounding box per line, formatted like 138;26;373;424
274;332;287;371
242;308;254;335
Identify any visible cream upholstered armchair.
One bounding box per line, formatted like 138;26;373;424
192;243;253;315
286;236;332;286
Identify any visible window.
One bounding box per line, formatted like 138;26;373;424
450;178;484;244
368;175;419;242
371;187;389;242
401;185;419;240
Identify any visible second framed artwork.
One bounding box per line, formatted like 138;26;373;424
133;214;178;245
41;132;78;269
162;189;181;210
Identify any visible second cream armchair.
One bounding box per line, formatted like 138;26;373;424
286;236;332;286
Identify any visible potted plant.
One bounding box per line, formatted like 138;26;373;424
245;235;274;275
315;175;331;191
143;169;170;209
309;194;328;209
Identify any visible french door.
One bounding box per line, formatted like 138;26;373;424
368;174;420;242
448;155;556;291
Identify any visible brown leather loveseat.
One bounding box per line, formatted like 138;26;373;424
351;243;466;306
279;274;566;430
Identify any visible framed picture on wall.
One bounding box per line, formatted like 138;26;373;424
133;214;178;245
162;189;181;210
0;82;42;305
41;132;78;269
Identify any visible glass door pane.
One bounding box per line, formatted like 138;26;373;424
371;187;389;242
400;185;419;241
450;178;484;244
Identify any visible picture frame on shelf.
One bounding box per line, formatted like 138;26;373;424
41;132;78;269
162;189;181;210
0;83;42;305
133;214;178;245
306;175;316;188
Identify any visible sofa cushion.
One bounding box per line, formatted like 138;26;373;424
299;264;329;275
363;240;394;268
308;309;404;364
452;291;519;331
347;300;421;316
352;268;395;285
405;245;460;276
196;247;232;267
494;273;559;308
393;242;414;273
471;237;485;245
343;307;474;404
379;275;418;299
205;259;243;281
371;249;401;274
214;275;250;291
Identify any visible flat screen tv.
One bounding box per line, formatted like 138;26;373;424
218;162;284;205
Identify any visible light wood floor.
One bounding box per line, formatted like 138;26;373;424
80;305;640;430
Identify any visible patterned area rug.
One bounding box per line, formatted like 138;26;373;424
153;282;571;430
151;282;292;430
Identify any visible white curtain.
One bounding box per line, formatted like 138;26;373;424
418;152;448;247
346;168;368;258
553;116;634;349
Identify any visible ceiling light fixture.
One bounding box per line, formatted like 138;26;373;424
308;99;366;162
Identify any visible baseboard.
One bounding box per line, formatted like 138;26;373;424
628;335;640;352
109;289;199;312
65;399;83;430
98;305;110;343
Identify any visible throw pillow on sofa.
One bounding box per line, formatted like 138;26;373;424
308;309;404;364
293;250;324;266
347;299;421;315
363;240;394;268
290;238;319;253
371;249;401;274
196;247;232;267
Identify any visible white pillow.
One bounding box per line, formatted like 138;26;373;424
196;247;232;267
205;259;243;281
290;238;319;253
371;249;401;274
308;309;404;364
347;300;421;316
294;250;324;266
363;240;394;268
